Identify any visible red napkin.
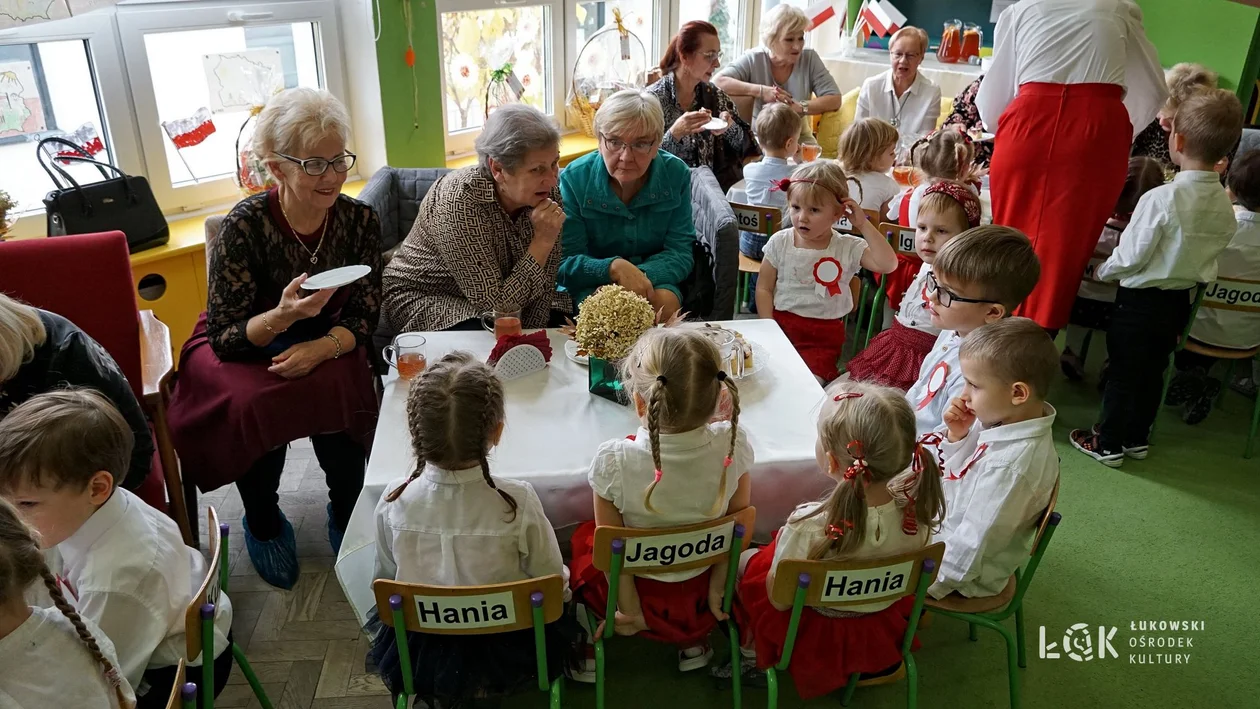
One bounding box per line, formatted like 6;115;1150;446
487;330;553;366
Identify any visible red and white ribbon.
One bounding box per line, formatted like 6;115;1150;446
813;256;844;298
946;443;988;481
915;361;949;411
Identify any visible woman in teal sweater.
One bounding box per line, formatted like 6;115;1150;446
559;90;695;321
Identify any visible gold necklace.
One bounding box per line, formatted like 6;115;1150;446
279;196;329;265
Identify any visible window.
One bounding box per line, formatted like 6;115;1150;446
678;0;745;55
575;1;655;51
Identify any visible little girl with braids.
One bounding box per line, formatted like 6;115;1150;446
728;382;943;699
0;497;135;708
368;352;572;706
570;328;754;674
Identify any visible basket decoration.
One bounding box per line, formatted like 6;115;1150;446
566;9;647;137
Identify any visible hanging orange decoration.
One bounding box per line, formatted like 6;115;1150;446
404;45;415;67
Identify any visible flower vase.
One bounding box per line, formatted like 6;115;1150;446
588;356;629;405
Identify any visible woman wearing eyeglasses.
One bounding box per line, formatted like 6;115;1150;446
854;26;942;137
168;88;381;590
647;21;759;191
558;90;695;321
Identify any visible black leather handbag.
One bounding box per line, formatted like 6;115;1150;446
38;136;169;253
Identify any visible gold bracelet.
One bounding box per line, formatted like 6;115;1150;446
262;311;287;335
324;333;342;359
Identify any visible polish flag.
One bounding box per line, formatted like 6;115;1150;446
862;1;907;36
162;107;217;149
49;122;105;164
805;1;836;31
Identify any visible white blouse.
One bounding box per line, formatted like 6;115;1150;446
763;228;869;319
1190;211;1260;350
906;329;965;437
855;70;942;137
0;607;135;709
848;170;901;212
895;262;940;335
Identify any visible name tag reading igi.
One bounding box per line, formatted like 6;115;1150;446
413;590;516;630
622;521;735;568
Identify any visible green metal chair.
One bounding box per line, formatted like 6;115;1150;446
852;223;915;356
588;507;756;709
186;507;272;709
730;201;781;312
372;574;567;709
925;482;1062;709
763;542;945;709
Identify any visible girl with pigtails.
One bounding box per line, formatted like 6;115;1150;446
367;352;575;707
0;497;135;708
569;328;754;675
725;382;944;699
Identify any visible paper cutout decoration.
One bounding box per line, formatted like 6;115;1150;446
915;361;949;410
813;257;844;298
805;2;836;32
202;49;283;113
161;108;216;148
494;345;548;381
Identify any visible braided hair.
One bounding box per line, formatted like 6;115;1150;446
385;353;517;519
0;498;133;708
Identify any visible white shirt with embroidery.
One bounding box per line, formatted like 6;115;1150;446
895;261;940;334
927;404;1059;599
906;329;965;436
0;606;136;709
763;228;869;320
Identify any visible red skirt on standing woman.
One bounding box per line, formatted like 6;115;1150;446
989;82;1131;330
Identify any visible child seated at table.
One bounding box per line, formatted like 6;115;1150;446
723;381;943;697
847;181;982;390
740;103;802;313
838;118;901;215
367;352;573;704
929;318;1059;599
906;226;1041;436
1165;150;1260;424
1060;156;1165;381
0;497;135;709
756;161;899;382
570;328;753;673
0;390;234;709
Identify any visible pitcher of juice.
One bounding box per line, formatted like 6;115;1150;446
961;23;982;63
937;19;962;64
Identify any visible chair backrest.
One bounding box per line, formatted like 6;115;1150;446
834;210;881;236
770;541;946;610
357;167;452;252
203;214;225;264
1032;478;1061;557
729;201;782;236
163;659;187;709
878;222;917;257
0;232;143;401
371;574;566;636
592;507;756;576
1199;276;1260;314
184;506;225;661
690;165;739;320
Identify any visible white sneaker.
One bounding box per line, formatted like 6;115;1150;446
678;644;714;672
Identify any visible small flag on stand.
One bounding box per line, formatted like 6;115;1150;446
805;1;837;31
861;0;906;36
161;107;217;149
48;122;105;163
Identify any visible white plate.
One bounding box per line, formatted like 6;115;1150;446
973;132;996;142
300;265;372;290
703;117;728;131
731;340;769;380
564;339;590;366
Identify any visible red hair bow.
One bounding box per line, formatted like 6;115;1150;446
843;440;871;489
922;181;982;228
826;520;854;539
833;391;863;403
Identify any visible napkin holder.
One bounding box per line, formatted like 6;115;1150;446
494;344;548;381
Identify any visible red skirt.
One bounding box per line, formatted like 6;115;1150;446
733;537;919;700
883;253;924;314
167;314;379;491
570;520;718;647
772;310;845;382
990;82;1131;329
845;321;938;391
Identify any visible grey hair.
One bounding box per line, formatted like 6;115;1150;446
0;293;46;384
252;88;352;174
475;104;561;172
593;90;665;142
760;4;809;49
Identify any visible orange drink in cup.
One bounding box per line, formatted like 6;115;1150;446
482;304;522;339
801;143;822;162
383;333;427;381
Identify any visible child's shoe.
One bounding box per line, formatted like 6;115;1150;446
1069;429;1124;468
326;502;345;554
1164;368;1206;406
678;643;713;672
1231;375;1258;399
857;661;906;686
1059;349;1085;381
1182;378;1222;425
709;647;765;688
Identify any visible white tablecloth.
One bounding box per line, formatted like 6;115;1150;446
823;48;983;99
334;320;829;623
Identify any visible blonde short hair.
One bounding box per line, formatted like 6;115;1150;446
1174;88;1243;163
754;102;803;152
594;89;665;142
760;4;809;50
961;317;1059;400
933;225;1040;312
838;118;899;174
253;88;352;173
787;160;851;207
889;26;929;56
1164;63;1218;113
0;293;46;383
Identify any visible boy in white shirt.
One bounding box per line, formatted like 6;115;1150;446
740;103;802;313
906;225;1041;436
1072;89;1244;466
930;318;1060;599
1165;150;1260;425
0;390;234;708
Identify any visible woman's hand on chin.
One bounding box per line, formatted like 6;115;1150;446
610;258;654;299
277;274;337;325
268;339;335;379
529;198;566;243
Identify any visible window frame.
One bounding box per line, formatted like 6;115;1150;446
115;0;349;213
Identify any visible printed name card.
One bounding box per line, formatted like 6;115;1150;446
1082;256;1107;284
894;228;915;254
1203;280;1260;311
835;216;855;232
413;591;517;630
622;521;735;569
821;560;914;603
733;205;772;232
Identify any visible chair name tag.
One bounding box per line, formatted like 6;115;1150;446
895;228;915;254
413;591;516;629
835;216;854;232
822;561;914;602
1082;256;1108;284
622;521;734;568
733;205;769;232
1204;280;1260;310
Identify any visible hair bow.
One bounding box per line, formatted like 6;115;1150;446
833;391;863;403
923;181;982;228
826;520;854;539
769;177;795;193
843;440;872;489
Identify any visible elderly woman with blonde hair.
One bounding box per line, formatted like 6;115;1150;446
559;90;695;321
854;26;941;136
1132;63;1235;173
167;87;381;590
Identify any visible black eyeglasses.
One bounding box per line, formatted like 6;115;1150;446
926;272;1000;308
274;152;357;176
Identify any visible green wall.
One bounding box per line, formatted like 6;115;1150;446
375;0;446;167
1136;0;1259;91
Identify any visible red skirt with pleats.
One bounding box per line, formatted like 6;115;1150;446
570;520;718;647
733;537;919;700
845;320;938;391
772;310;846;381
989;82;1131;329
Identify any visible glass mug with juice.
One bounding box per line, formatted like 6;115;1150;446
383;333;427;381
482;304;523;339
800;143;822;162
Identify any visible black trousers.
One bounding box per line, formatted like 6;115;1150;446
236;432;366;540
1098;286;1194;450
136;633;235;708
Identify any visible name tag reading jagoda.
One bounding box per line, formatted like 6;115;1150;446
621;521;735;568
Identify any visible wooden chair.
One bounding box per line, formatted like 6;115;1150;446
163;659;188;709
926;480;1062;709
371;575;568;709
730;202;782;312
588;507;756;709
766;542;946;709
848;222;912;355
186;506;272;709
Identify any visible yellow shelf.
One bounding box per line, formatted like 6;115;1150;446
445;133;599;169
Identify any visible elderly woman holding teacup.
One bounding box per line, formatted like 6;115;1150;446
382;104;569;333
168;87;382;590
854;26;942;136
